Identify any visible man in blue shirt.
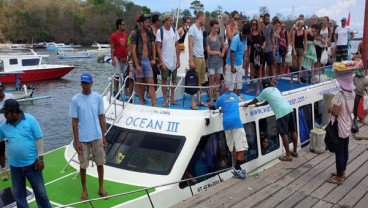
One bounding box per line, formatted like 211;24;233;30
225;24;250;101
69;72;108;200
209;82;248;179
243;79;298;161
0;99;51;208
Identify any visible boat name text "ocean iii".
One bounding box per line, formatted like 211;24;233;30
125;117;180;132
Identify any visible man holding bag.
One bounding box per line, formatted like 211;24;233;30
326;72;355;185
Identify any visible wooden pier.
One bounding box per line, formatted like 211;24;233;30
173;129;368;208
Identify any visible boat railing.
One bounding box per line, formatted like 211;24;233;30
57;167;233;208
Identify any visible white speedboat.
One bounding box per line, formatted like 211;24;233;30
0;32;346;207
46;43;72;51
89;43;110;56
57;48;91;59
0;49;75;83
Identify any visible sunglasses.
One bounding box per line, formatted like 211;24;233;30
234;18;239;20
186;21;191;24
252;23;257;26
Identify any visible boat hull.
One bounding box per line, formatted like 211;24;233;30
0;67;75;83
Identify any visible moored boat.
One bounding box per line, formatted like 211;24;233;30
0;49;75;83
56;48;91;59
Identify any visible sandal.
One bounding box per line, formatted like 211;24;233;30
326;176;344;185
279;155;293;161
291;151;298;158
331;172;346;179
190;105;198;110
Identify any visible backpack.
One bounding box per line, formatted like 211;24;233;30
185;68;199;95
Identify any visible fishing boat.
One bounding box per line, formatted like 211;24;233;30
57;48;91;59
46;43;72;51
0;49;75;83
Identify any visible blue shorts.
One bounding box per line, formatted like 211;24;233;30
264;51;274;67
134;57;153;78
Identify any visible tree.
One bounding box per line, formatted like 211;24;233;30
259;6;269;16
190;0;204;15
141;6;151;14
181;9;191;17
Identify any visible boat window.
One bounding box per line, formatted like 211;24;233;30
0;60;3;72
314;101;323;128
180;131;231;189
244;122;258;161
299;104;313;145
105;126;185;175
259;116;280;155
22;58;40;66
9;59;18;65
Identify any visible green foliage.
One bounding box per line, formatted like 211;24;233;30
190;0;204;15
181;9;191;17
141;6;151;14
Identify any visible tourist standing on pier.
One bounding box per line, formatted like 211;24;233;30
0;99;51;207
243;79;298;161
335;17;354;62
156;13;180;107
326;72;355;185
314;16;331;73
0;82;13;181
110;18;129;97
131;14;157;106
178;17;191;44
69;72;108;201
209;82;248;179
188;11;206;110
353;69;368;123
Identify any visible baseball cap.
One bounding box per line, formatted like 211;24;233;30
0;99;20;113
81;72;93;83
162;13;173;22
341;17;347;22
262;79;272;88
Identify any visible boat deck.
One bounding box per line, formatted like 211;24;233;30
127;78;317;110
172;135;368;208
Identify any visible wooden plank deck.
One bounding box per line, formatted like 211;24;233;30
172;137;368;208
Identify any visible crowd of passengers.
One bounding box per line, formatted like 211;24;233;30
110;11;360;108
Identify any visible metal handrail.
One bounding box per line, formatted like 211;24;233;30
57;167;232;208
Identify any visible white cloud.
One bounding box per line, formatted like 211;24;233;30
316;0;357;17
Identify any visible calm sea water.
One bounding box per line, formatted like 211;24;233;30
19;50;113;151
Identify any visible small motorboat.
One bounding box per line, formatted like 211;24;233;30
57;48;91;59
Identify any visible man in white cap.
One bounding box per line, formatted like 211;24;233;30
156;13;181;107
0;82;13;181
69;72;108;200
335;17;354;61
208;81;248;179
326;72;355;185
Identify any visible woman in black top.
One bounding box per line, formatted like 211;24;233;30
178;17;191;44
292;20;307;83
247;19;266;95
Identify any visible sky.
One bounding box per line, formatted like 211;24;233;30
132;0;365;31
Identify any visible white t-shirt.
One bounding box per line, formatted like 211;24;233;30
156;27;180;70
336;26;352;46
187;24;204;58
0;93;15;123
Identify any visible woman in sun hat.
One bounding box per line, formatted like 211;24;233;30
327;72;355;185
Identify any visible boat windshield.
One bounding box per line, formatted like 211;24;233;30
105;125;185;175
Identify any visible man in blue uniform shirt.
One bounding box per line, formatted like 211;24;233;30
0;99;51;208
209;81;248;179
69;72;108;201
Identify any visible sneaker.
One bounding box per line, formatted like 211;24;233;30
231;168;246;179
291;151;298;158
238;96;243;102
2;169;9;181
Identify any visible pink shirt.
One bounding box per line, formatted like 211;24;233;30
331;91;355;138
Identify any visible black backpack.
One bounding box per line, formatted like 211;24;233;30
185;68;199;95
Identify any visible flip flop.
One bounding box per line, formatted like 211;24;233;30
80;194;88;201
190;105;198;110
326;176;343;185
331;172;347;179
198;102;206;106
98;191;109;199
171;101;179;105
